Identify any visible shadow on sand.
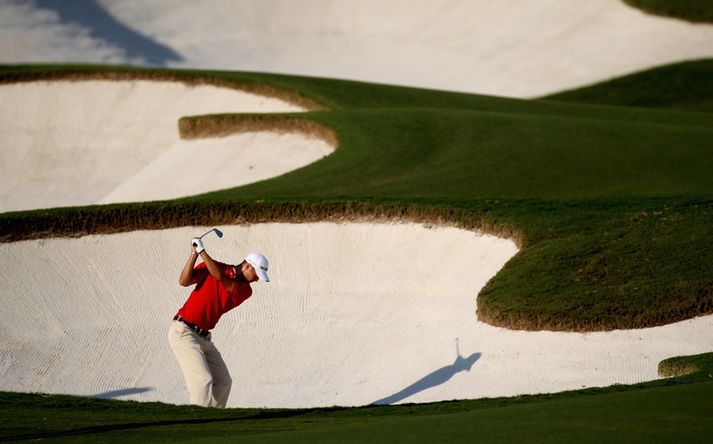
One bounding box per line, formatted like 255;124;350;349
372;339;481;405
93;386;154;399
35;0;183;65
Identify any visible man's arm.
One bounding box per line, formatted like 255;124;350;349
178;246;208;287
199;250;236;292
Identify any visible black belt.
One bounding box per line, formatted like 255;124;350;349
174;315;211;338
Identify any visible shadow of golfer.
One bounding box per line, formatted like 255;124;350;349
371;339;481;405
93;386;154;399
34;0;183;65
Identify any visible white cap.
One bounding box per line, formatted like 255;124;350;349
245;252;270;282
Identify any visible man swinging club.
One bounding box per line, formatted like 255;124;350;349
168;230;270;408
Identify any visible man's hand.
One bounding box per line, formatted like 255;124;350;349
192;237;205;254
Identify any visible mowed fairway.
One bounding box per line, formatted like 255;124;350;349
3;377;712;442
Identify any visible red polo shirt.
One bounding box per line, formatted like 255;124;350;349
175;262;253;330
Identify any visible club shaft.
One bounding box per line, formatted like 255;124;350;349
198;229;216;239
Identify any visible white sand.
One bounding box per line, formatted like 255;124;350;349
0;81;333;212
2;0;713;97
1;223;711;408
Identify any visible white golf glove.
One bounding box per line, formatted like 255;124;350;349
191;238;205;254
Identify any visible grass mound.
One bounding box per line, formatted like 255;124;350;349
659;352;713;378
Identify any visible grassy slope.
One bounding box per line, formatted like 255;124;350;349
623;0;713;23
2;355;712;442
1;64;713;330
192;109;713;199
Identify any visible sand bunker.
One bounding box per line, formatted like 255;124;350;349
0;80;333;213
3;1;713;97
1;223;711;408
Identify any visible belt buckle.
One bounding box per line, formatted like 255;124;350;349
175;316;209;338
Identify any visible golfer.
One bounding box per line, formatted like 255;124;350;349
169;235;269;408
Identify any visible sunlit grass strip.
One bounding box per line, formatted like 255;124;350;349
0;200;523;247
659;352;713;378
178;113;339;148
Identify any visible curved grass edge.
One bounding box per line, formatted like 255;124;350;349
659;352;713;378
178;113;339;149
622;0;713;23
0;200;523;247
3;198;711;333
0;65;327;111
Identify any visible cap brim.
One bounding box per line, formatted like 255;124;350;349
256;269;270;282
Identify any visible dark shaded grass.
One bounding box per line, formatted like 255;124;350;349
2;355;712;443
544;59;713;113
623;0;713;23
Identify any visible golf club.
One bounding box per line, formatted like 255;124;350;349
193;228;223;247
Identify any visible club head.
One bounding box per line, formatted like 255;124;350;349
197;228;224;240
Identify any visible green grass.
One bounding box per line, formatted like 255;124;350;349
623;0;713;23
2;63;713;330
544;59;713;113
186;109;713;199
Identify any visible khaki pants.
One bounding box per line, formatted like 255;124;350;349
168;321;232;408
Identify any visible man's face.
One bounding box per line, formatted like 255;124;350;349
240;262;259;283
